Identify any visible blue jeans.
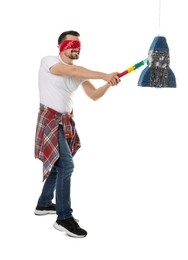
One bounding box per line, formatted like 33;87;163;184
37;125;74;220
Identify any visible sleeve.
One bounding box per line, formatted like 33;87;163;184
41;56;60;72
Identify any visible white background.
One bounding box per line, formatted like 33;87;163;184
1;0;188;259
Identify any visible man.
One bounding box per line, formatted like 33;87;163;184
34;30;120;238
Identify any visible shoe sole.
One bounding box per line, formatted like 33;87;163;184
53;222;86;238
34;210;56;215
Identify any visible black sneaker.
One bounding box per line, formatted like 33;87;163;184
53;217;87;238
34;203;56;215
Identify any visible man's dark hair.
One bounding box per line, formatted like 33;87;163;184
58;30;80;45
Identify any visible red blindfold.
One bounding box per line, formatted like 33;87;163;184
59;40;81;53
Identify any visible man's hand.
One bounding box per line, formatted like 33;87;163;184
103;72;121;86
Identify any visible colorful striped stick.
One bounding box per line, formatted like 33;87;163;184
118;58;147;78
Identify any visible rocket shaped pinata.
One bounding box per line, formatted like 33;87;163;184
138;36;176;88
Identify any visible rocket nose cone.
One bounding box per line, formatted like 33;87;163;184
149;36;169;52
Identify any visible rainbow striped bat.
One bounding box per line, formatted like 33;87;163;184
118;58;147;78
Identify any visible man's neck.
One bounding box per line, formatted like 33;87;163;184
59;54;73;65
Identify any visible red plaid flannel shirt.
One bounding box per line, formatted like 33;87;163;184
35;104;81;180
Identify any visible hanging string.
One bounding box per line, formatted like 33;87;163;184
158;0;161;35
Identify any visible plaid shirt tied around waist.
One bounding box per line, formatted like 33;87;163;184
35;104;81;181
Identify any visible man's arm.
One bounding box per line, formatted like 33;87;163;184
81;80;118;101
50;63;119;85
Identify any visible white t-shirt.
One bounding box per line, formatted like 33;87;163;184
38;56;85;113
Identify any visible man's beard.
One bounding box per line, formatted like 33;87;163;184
70;50;80;60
